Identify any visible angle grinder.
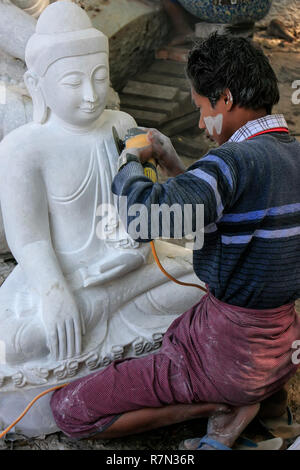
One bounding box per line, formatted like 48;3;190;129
112;126;158;183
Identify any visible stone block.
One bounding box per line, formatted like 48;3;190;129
160;111;199;136
119;93;180;116
149;60;186;78
83;0;170;90
121;107;168;127
195;22;227;38
122;80;180;101
155;46;190;63
137;72;190;91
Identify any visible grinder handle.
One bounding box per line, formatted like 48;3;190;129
125;132;157;182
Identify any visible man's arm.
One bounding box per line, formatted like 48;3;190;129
112;131;236;243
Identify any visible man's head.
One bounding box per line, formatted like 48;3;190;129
24;1;109;127
186;33;280;145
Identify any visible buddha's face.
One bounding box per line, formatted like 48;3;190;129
40;52;109;127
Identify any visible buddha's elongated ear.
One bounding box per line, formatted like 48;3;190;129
24;71;48;124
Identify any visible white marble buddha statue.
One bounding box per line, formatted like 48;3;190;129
0;1;204;394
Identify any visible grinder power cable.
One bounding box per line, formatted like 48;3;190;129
0;128;207;440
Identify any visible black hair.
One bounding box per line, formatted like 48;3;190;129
186;33;280;114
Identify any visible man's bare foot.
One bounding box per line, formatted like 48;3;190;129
181;403;260;450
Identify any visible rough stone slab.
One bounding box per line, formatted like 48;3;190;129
87;0;169;90
120;91;194;124
136;72;190;91
171;135;210;159
149;60;187;77
160;111;200;136
195;22;227;38
177;90;194;111
121;107;168;127
257;0;300;37
119;94;180;116
122;80;180;101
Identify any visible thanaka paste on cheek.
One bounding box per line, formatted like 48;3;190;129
204;114;223;136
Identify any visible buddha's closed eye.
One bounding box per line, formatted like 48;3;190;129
94;77;107;83
60;75;82;87
93;71;108;82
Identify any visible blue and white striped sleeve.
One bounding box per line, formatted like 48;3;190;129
111;154;237;242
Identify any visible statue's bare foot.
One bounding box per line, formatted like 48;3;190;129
181;403;260;450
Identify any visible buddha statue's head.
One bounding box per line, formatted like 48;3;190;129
24;1;109;127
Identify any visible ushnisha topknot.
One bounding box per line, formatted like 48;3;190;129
25;0;108;77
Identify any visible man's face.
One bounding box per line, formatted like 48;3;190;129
41;52;109;127
192;88;231;146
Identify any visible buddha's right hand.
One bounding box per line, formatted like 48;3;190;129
41;286;85;361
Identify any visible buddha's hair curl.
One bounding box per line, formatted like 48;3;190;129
186;33;280;114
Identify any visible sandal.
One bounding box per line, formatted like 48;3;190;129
234;436;285;451
179;435;232;451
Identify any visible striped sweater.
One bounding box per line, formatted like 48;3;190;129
112;117;300;309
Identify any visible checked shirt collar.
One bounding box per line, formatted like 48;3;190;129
228;114;289;143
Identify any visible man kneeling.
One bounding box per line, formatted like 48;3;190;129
51;34;300;450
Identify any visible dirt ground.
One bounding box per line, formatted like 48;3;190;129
0;27;300;451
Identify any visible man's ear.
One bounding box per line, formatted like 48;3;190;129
222;88;234;111
24;71;48;124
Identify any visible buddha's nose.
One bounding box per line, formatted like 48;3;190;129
83;79;97;103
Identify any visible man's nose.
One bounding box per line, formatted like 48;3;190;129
83;79;97;103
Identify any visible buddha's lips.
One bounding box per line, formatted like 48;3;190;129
79;104;99;112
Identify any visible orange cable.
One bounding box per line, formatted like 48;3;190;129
0;139;208;438
150;241;207;293
0;242;207;440
0;383;69;439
